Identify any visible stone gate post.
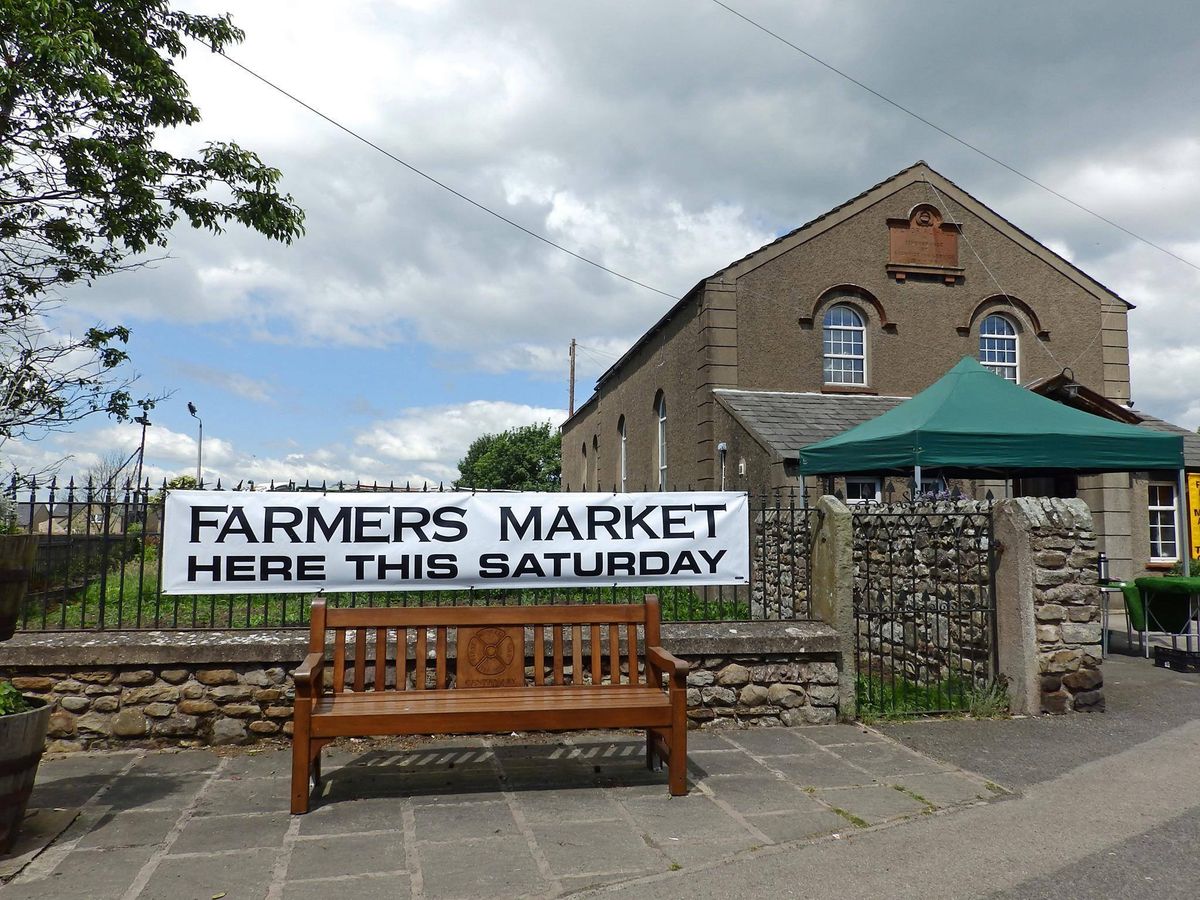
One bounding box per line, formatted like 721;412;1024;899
809;495;856;720
994;497;1104;715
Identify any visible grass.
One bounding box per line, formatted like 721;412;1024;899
23;552;751;629
829;807;870;829
856;673;1010;721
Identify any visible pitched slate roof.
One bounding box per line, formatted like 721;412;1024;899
715;388;1200;470
713;390;909;457
1135;413;1200;468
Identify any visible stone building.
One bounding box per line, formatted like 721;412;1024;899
561;161;1198;580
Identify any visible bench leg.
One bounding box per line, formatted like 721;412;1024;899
291;734;311;814
667;729;687;796
646;729;656;771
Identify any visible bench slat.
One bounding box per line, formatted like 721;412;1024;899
334;629;346;694
436;626;447;689
626;623;637;686
591;624;602;685
374;628;386;691
354;629;366;692
325;603;647;628
533;625;544;686
397;628;407;690
609;625;620;685
552;625;564;686
415;628;427;690
571;624;583;685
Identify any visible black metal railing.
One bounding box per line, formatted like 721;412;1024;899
4;477;816;631
851;499;998;716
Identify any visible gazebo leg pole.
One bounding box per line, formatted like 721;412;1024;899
914;465;922;497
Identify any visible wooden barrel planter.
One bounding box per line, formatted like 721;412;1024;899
0;698;52;852
0;534;38;641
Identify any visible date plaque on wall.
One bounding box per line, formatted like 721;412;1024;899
886;204;964;284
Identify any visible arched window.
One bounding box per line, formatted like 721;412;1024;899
823;305;866;385
592;435;600;490
655;393;668;490
617;416;627;492
979;314;1019;382
580;443;587;490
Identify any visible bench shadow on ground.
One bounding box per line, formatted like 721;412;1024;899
311;736;671;807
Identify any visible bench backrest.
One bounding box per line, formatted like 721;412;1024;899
309;596;663;693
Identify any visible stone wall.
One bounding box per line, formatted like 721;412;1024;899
1022;500;1103;713
11;665;296;753
851;500;994;688
993;497;1104;715
685;657;838;727
750;505;815;619
2;622;844;752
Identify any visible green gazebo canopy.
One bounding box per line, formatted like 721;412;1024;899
798;357;1184;475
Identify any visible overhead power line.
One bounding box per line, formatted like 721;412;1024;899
216;52;680;301
709;0;1200;273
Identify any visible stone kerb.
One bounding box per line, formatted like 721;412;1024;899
994;497;1102;715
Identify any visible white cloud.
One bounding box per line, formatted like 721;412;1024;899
4;399;566;488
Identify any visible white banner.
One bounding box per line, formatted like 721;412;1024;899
161;491;749;594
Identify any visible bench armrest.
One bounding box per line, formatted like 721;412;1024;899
293;652;325;698
646;645;689;682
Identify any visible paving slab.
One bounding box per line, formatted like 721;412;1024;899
532;820;663;878
827;740;950;777
817;784;932;824
14;725;1008;898
169;811;292;853
890;772;1000;807
757;750;875;788
74;809;176;850
742;806;849;842
513;786;627;824
688;749;771;778
1;846;154;900
418;834;546;898
139;848;279;900
721;728;812;755
286;832;406;881
283;873;411;900
412;798;518;841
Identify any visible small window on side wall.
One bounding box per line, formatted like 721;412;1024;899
655;393;668;490
979;314;1019;382
845;476;881;504
1148;482;1179;562
823;305;866;385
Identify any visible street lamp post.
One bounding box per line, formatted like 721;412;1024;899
133;414;151;496
188;402;203;487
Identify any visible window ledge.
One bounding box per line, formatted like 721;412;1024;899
821;385;877;395
1147;561;1179;570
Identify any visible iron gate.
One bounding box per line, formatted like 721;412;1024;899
852;500;998;715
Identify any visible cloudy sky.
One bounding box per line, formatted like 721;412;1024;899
8;0;1200;486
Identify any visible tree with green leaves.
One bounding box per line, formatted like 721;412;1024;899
456;422;562;491
0;2;303;451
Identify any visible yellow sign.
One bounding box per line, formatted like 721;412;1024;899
1189;473;1200;562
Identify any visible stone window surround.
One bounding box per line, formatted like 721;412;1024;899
1148;480;1181;563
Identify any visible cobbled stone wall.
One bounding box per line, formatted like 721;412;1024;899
9;665;296;753
683;657;838;727
1022;499;1104;713
4;639;841;752
750;506;815;619
852;501;994;688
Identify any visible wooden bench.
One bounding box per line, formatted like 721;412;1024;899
290;595;690;813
